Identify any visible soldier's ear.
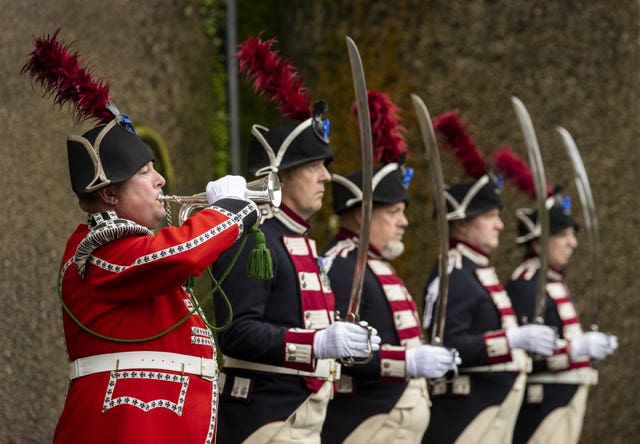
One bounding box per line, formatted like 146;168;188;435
450;219;465;237
354;209;362;226
277;171;287;186
97;185;118;205
531;240;541;256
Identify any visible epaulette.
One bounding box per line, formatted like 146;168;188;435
75;211;153;277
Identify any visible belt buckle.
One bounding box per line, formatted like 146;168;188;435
452;375;470;395
527;384;544;403
199;357;217;381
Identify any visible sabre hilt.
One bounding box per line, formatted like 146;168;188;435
426;346;461;392
336;312;375;367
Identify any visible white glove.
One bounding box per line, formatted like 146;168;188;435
206;175;247;204
506;324;557;356
608;335;619;353
313;321;381;359
406;345;462;379
570;332;618;360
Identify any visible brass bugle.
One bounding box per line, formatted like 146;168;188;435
159;171;281;224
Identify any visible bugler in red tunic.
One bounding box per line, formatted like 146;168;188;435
54;202;257;444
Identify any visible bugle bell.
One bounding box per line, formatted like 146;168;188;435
246;171;282;207
159;171;281;225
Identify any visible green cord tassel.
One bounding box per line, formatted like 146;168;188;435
247;226;273;279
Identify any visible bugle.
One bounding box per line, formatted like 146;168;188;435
159;171;281;225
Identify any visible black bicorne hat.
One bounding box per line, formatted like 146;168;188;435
332;91;411;214
21;30;155;196
67;119;155;195
332;163;411;214
492;148;578;244
237;36;333;177
515;189;579;244
444;174;502;221
433;111;504;221
248;101;333;176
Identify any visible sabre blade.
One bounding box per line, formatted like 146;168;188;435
511;96;549;324
345;36;374;321
556;126;600;330
411;93;450;345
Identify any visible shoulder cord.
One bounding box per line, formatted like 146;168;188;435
56;234;248;343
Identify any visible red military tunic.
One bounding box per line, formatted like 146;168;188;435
53;202;256;444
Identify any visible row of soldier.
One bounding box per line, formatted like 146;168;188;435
23;31;617;443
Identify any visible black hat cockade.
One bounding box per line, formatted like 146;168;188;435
21;29;154;195
434;111;503;221
331;91;413;214
493;148;578;244
236;35;332;177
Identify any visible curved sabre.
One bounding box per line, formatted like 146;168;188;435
556;126;600;331
345;36;373;323
342;36;374;366
411;93;450;345
511;96;549;324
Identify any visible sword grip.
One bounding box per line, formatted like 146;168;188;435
340;321;375;367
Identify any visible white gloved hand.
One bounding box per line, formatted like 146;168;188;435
406;345;462;379
206;175;247;204
607;334;619;353
313;321;381;359
506;324;557;356
570;331;617;360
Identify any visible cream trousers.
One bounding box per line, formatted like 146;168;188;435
342;378;431;444
242;381;333;444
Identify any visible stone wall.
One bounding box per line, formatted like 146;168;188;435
0;1;220;441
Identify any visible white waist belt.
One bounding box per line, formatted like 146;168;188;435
462;362;522;373
463;350;532;374
222;355;341;381
527;367;598;386
69;351;217;381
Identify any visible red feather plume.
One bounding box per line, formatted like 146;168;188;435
20;29;114;124
351;91;407;165
433;111;487;179
236;35;312;122
494;147;552;199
